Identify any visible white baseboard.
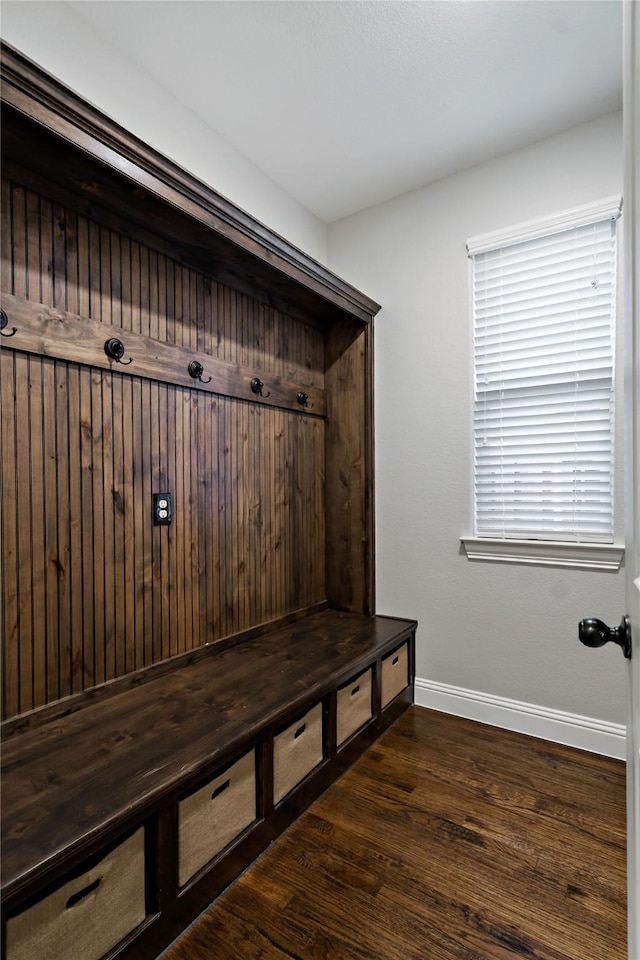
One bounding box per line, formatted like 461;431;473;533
414;677;626;760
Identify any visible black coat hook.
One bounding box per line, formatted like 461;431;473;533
0;309;17;338
297;391;313;409
188;360;212;384
104;337;132;365
250;377;270;398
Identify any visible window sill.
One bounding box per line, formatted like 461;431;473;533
460;537;624;571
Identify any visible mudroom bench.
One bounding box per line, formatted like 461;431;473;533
1;44;417;960
1;610;416;960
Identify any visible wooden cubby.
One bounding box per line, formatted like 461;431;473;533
0;42;416;959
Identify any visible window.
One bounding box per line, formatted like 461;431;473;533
463;198;622;568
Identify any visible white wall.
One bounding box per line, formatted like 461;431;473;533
0;1;328;263
328;112;628;731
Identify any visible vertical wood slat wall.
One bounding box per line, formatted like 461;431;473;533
0;177;326;719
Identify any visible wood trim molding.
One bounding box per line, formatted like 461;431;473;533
0;42;381;325
1;294;327;416
364;321;376;615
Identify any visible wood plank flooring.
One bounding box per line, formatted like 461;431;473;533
160;707;627;960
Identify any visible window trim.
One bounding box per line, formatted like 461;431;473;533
466;195;622;256
460;536;624;571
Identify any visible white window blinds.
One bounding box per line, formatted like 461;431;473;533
469;200;619;543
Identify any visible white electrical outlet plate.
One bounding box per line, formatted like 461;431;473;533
153;492;173;526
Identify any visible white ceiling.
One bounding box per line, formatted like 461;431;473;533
68;0;622;224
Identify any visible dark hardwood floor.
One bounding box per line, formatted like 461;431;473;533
160;706;626;960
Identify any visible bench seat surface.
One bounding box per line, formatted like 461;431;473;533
1;610;415;898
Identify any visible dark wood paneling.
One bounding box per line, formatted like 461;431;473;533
1;179;326;375
325;321;373;616
0;47;378;722
0;177;327;719
0;361;326;716
1;293;327;415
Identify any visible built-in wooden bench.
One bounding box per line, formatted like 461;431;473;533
1;611;416;959
1;44;417;960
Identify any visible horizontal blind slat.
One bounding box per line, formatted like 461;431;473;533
471;212;616;542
